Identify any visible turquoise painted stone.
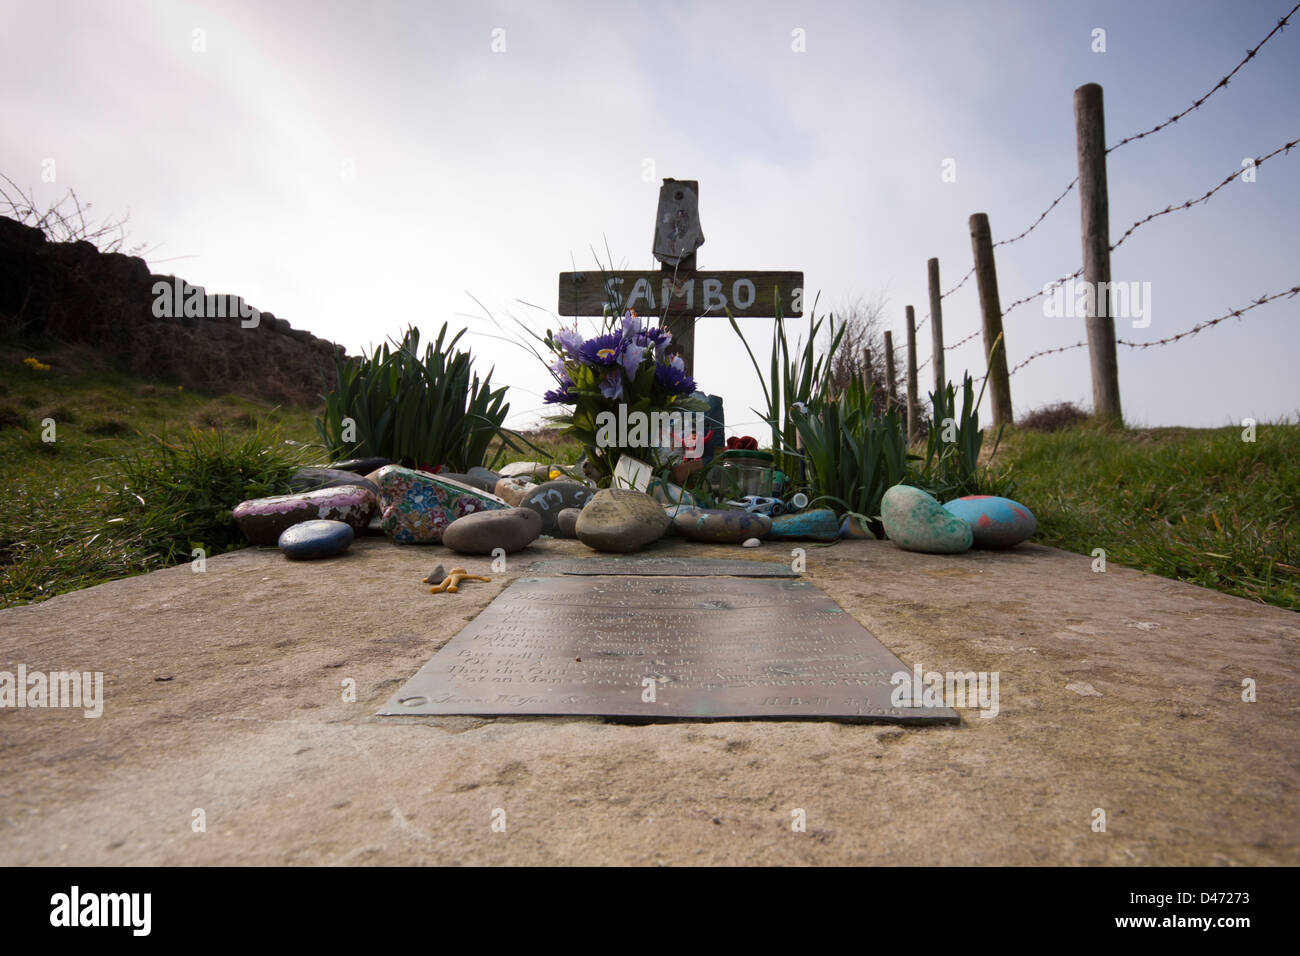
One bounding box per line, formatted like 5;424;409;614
839;514;874;539
943;495;1037;548
765;508;841;542
881;485;972;554
277;519;354;560
672;507;772;543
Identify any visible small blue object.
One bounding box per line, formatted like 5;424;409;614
278;519;355;560
942;495;1037;549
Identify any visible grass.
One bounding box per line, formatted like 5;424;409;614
0;341;321;607
990;420;1299;610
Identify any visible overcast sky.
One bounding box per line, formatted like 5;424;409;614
3;0;1297;431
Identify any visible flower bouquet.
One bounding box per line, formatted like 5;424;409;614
543;310;710;485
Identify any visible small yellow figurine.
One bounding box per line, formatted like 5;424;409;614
428;567;491;594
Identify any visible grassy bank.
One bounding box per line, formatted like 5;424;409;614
0;343;321;606
991;421;1298;610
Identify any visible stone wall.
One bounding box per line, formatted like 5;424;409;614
0;216;345;406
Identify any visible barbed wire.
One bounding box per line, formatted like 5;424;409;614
1117;285;1299;348
994;177;1080;250
959;2;1297;262
1110;135;1299;255
905;4;1295;370
1007;283;1299;375
1107;2;1298;154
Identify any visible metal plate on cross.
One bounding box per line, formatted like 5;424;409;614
378;576;960;724
653;179;705;267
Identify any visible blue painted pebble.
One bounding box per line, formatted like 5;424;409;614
278;519;355;560
942;495;1037;548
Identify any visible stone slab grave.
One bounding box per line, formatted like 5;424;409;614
379;573;958;723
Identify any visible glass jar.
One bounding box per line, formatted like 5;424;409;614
709;449;774;500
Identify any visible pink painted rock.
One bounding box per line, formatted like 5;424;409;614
233;485;376;546
375;465;509;544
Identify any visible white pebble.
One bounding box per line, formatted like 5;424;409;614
742;537;760;548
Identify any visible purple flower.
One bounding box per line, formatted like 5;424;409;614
620;309;642;341
598;371;624;400
543;373;574;404
620;340;647;378
654;361;696;395
554;328;584;357
578;332;624;366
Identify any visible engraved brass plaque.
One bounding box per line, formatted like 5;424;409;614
379;576;959;724
530;557;797;577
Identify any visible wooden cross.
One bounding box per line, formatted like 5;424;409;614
556;179;803;377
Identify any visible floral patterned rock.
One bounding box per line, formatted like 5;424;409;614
233;485;376;546
374;465;509;544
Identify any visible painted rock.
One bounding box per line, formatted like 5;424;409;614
289;466;379;497
672;507;772;543
373;465;509;544
555;508;581;539
839;514;875;539
277;519;355;560
521;480;597;534
466;466;503;493
494;476;535;507
943;495;1037;548
442;507;542;555
881;485;972;554
330;457;394;475
500;460;550;481
233;485;376;546
765;508;841;541
575;488;670;553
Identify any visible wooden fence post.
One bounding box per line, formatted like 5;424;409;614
927;257;945;402
905;305;919;443
1074;82;1123;424
969;213;1013;426
884;330;898;414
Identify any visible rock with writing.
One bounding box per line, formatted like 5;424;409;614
521;480;596;535
575;488;670;553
